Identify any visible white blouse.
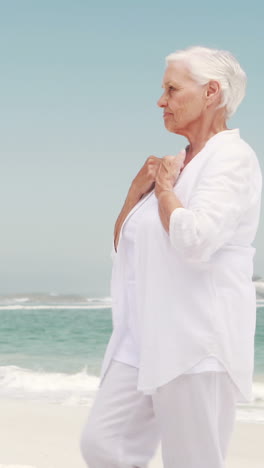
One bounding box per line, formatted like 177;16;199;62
100;129;262;403
113;191;226;374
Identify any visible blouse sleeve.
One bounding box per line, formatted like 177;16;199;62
169;146;261;262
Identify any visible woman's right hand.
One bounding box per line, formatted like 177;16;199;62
131;156;162;199
114;156;161;251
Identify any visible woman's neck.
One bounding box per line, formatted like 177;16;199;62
182;111;228;162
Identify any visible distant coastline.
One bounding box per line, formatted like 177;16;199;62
1;277;264;306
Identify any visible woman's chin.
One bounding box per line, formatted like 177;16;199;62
164;122;181;134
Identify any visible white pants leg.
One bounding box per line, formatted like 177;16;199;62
80;360;237;468
80;360;160;468
152;371;237;468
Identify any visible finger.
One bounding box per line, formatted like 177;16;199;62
160;161;170;174
146;155;159;164
147;156;163;164
163;150;186;164
162;155;177;162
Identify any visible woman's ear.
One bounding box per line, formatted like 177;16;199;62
205;80;221;106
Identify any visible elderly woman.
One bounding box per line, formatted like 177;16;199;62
80;46;262;468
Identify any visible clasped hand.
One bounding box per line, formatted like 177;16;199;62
154;152;186;198
114;151;186;251
132;151;186;200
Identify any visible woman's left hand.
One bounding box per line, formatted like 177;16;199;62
155;151;186;198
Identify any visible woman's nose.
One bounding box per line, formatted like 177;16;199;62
157;92;167;108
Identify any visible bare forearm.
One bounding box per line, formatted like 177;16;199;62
114;155;162;251
114;185;142;250
117;185;141;223
158;191;183;232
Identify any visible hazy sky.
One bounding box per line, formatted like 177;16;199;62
1;1;263;295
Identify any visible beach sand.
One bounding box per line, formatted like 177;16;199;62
0;399;263;468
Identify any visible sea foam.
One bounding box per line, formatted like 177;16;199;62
0;365;100;406
0;365;264;421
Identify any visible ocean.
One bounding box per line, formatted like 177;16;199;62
0;287;264;424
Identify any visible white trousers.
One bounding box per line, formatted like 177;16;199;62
80;360;237;468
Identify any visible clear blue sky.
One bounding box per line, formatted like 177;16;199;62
1;0;263;295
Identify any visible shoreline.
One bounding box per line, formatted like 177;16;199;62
0;399;263;468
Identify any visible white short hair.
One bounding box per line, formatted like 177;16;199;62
165;46;247;119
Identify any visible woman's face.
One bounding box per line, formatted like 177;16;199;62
157;62;207;135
